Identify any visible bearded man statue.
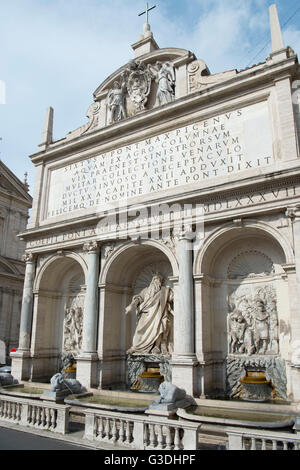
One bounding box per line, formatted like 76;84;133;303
125;273;174;355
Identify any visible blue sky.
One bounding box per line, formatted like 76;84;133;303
0;0;299;193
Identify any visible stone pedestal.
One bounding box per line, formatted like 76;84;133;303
76;353;99;389
127;354;171;392
10;350;31;382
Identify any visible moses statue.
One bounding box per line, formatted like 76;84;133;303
126;273;174;355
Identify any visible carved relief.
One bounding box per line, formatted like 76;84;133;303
105;59;176;124
83;240;99;253
227;285;279;356
161;235;178;257
66;102;100;140
103;243;116;259
63;295;84;354
187;59;236;93
228;250;274;279
148;61;175;106
107;74;127;124
126;60;152;113
22;251;34;263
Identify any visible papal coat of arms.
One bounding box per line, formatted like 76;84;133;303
125;60;152;113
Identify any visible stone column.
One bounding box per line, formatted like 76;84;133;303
172;229;198;395
11;251;35;381
286;206;300;340
76;241;100;388
286;205;300;401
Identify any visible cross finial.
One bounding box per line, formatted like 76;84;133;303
138;2;156;25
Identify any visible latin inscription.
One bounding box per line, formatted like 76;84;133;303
46;102;273;219
30;184;298;248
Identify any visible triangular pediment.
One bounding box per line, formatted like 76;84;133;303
0;161;32;205
0;256;20;276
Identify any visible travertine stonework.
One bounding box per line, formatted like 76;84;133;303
11;7;300;402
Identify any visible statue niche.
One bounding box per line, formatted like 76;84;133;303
125;272;174;356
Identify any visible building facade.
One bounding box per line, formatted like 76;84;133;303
0;161;32;364
11;5;300;401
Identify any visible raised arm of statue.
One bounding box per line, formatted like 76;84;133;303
125;295;143;316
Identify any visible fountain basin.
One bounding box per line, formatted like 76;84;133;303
0;384;45;399
65;393;152;413
177;405;295;429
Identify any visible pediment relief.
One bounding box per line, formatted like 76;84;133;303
0;257;20;276
93;48;193;99
0;162;32;204
64;44;239;142
66;50;189;140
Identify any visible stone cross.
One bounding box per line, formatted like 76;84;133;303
138;2;156;25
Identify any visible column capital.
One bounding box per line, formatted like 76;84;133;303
22;251;35;263
177;225;195;242
83;240;100;254
286;204;300;220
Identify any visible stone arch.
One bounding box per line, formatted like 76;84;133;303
34;252;87;291
30;252;87;381
193;220;291;399
194;220;292;276
98;240;177;388
100;239;178;285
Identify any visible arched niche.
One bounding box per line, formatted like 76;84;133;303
31;254;86;381
194;222;291;399
99;241;175;388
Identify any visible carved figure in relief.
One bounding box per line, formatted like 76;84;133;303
64;304;83;354
268;299;279;353
125;273;174;355
149;61;175;106
253;299;269;354
238;299;256;355
107;75;127;123
227;286;279;356
228;310;246;353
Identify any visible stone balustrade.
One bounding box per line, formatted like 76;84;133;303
84;409;201;450
227;428;300;450
2;392;300;450
0;395;70;434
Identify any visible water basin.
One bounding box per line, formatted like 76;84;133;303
65;394;152;413
177;405;295;429
0;385;45;399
